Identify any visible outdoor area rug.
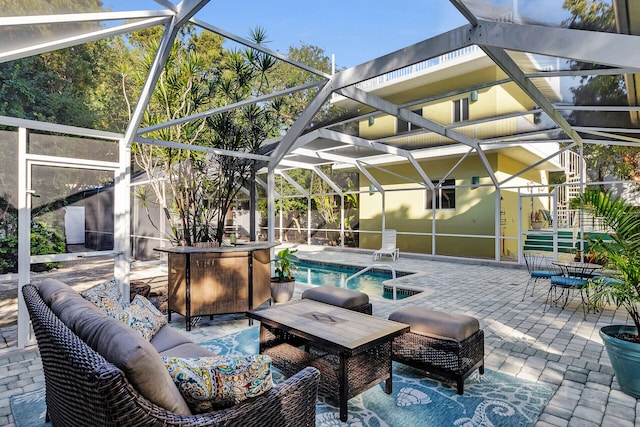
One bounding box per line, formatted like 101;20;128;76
11;327;556;427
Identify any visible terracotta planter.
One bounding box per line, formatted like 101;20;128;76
600;325;640;398
531;221;544;230
270;279;295;303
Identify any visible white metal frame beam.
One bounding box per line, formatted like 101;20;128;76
471;19;640;71
276;171;309;196
355;162;383;194
294;133;436;191
480;42;584;148
123;1;210;148
0;115;123;140
0;17;170;63
331;24;475;89
270;79;336;163
312;167;342;196
135;137;270;161
191;18;331;79
500;142;579;187
0;10;173;26
138;81;324;135
334;87;499;187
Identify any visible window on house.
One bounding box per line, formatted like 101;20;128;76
425;178;456;210
453;98;469;122
397;108;423;133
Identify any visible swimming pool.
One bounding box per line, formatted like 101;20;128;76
295;261;418;300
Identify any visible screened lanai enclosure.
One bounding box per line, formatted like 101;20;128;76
3;0;640;347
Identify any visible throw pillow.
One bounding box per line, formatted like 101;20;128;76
80;279;127;318
121;295;167;341
162;354;273;413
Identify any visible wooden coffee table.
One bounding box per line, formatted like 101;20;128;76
247;299;409;422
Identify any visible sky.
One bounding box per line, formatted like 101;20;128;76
103;1;469;69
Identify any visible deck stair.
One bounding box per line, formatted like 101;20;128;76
524;230;575;254
524;230;613;254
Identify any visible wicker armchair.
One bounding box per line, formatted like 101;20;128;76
23;284;320;427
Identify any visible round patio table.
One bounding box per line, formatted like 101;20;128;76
551;261;603;278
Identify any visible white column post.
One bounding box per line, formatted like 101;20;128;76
113;140;131;296
17;127;30;348
495;189;501;262
268;168;275;243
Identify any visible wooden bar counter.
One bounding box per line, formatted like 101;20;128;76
154;242;276;330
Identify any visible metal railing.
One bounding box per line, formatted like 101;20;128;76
344;263;398;299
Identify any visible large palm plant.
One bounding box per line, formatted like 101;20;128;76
576;189;640;341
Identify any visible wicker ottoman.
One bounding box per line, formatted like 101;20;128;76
301;285;372;314
389;307;484;394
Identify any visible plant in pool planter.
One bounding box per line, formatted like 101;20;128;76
575;189;640;397
530;210;544;229
270;248;299;303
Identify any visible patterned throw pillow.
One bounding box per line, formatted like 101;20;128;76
162;355;273;413
80;279;127;318
121;295;167;341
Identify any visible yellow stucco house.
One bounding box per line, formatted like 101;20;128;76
332;46;570;259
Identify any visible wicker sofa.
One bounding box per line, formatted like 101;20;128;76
23;280;320;427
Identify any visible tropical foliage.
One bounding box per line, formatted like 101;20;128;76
0;0;338;249
563;0;640;182
576;189;640;340
129;27;335;246
263;165;359;245
271;248;299;281
0;219;65;274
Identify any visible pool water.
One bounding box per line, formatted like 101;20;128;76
295;261;415;300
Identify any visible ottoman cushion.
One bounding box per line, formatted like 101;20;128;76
301;285;369;309
389;307;479;343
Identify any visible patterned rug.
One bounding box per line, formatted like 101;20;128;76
11;327;556;427
203;328;556;426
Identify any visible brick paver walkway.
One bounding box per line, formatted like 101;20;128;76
0;245;638;426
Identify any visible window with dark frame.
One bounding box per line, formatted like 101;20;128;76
453;98;469;122
425;178;456;210
397;108;423;133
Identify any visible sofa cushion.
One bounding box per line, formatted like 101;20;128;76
150;323;195;353
39;278;105;330
38;277;71;305
121;295;167;341
162;355;273;413
37;278;192;416
80;279;127;318
159;342;218;359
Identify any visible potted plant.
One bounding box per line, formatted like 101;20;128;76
270;248;299;303
575;189;640;398
530;210;544;230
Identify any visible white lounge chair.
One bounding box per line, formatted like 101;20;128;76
373;229;400;261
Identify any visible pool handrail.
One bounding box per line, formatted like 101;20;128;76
344;264;398;299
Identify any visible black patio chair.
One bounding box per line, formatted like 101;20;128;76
522;252;559;301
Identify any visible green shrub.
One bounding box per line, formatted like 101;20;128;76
0;222;66;274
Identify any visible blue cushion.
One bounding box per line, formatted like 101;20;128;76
551;275;587;288
531;270;556;278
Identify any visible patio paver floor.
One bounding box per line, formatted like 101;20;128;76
0;245;638;426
